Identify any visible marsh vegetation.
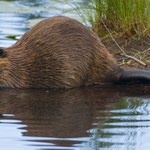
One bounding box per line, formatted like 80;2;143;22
59;0;150;68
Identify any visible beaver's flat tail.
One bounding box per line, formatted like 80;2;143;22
117;69;150;84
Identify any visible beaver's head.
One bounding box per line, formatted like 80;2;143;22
0;48;8;70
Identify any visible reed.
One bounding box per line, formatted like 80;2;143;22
73;0;150;37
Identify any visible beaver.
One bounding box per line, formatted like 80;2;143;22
0;16;150;88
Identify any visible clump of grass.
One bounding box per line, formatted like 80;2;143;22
73;0;150;38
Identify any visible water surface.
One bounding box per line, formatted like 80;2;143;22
0;1;150;150
0;86;150;150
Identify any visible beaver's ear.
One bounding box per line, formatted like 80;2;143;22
0;48;7;58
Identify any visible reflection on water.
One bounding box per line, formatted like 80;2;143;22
0;0;150;150
0;0;76;47
0;13;29;47
0;86;150;150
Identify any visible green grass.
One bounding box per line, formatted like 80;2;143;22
73;0;150;38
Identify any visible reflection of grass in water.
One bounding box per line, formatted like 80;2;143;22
71;0;150;38
6;35;17;40
83;98;150;150
115;98;145;110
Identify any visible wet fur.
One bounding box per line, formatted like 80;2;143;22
0;16;149;88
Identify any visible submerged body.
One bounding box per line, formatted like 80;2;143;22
0;16;150;88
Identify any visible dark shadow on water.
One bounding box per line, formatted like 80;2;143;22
0;85;149;149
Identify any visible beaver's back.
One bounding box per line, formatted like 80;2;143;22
6;16;120;88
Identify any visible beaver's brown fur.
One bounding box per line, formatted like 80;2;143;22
0;16;150;88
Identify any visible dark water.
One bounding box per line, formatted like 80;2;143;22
0;86;150;150
0;1;150;150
